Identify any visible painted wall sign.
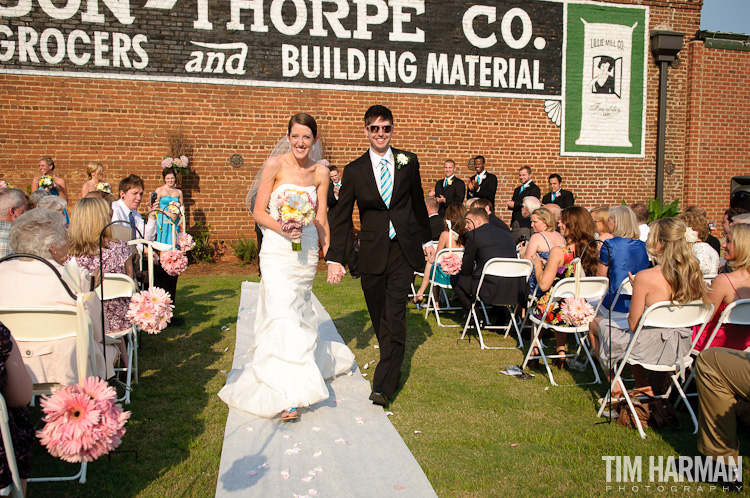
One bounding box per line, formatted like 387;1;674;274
0;0;648;156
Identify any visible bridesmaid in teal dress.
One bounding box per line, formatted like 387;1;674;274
32;156;70;223
155;167;184;248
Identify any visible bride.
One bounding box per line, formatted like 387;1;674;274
218;113;355;420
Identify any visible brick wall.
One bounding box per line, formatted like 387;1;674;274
2;0;737;255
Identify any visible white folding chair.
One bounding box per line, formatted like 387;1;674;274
96;273;139;403
128;239;172;290
596;300;714;439
522;276;609;386
0;305;98;483
679;298;750;401
459;258;532;350
0;393;23;498
411;242;440;307
424;248;464;327
703;274;717;286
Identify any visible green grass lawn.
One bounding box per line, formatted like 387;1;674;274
28;272;748;497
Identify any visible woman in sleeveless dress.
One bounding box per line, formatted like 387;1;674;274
412;202;467;306
219;113;355;420
155;167;184;248
521;207;565;293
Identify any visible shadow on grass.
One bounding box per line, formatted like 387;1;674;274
28;282;237;498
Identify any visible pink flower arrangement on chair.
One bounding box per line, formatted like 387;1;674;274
160;248;188;276
177;232;195;252
559;297;595;327
127;287;174;334
439;252;462;275
37;377;130;463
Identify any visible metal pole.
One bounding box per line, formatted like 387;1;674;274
655;60;669;203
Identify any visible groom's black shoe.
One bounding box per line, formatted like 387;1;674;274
369;391;389;407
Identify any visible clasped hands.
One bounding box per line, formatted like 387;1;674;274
327;262;345;284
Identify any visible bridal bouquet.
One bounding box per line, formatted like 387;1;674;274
127;286;174;333
177;232;195;252
439;252;462;275
37;376;130;463
38;175;54;189
167;200;182;216
276;189;316;251
96;182;112;193
0;180;9;189
160;248;188;276
559;297;595;327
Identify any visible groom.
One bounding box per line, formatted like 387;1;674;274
327;105;434;407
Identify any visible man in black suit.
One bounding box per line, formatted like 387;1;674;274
466;155;497;209
450;207;526;314
473;198;510;232
327;166;359;278
328;105;434;407
506;166;541;228
425;196;443;240
434;159;465;218
541;173;575;209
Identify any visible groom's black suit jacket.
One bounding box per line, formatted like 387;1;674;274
327;148;431;274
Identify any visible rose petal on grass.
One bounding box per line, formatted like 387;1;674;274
257;463;268;470
245;427;254;432
369;360;376;365
394;484;406;491
314;466;323;473
385;411;394;416
283;435;292;439
362;363;369;369
313;451;323;457
311;426;321;431
413;430;422;434
334;438;346;444
308;490;318;496
373;345;379;349
247;470;258;476
293;442;303;447
362;373;367;377
301;475;314;482
220;370;227;374
281;469;291;480
511;443;519;447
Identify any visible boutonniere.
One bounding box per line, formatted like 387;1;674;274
396;153;409;170
446;178;453;186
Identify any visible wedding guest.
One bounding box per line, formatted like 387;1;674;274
70;196;133;365
473;198;509;232
512;196;540;244
80;161;104;198
466;155;498;209
413;203;467;305
32;156;68;202
327;166;358;278
722;207;748;238
28;189;49;210
630;203;650;242
693;224;750;352
679;211;720;276
506;166;540;228
541;173;574;209
0;320;33;497
588;206;650;335
685;205;721;254
522;207;566;289
112;175;157;243
434;159;466;218
529;206;598;368
589;218;707;393
425;196;443;240
544;203;562;228
36;195;67;218
695;346;750;484
2;209;119;383
590;206;613;242
0;188;28;258
155;167;183;247
450;207;522;315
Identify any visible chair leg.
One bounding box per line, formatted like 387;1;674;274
459;303;476;342
671;373;699;434
29;461;87;484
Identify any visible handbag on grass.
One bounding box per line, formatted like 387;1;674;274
616;388;682;430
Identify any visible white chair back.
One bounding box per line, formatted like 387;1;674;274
482;257;533;279
636;300;714;330
128;239;172;289
0;305;98;393
95;273;138;301
430;248;464;289
546;276;610;303
609;277;633;311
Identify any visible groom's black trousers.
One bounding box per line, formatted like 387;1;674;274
360;238;413;398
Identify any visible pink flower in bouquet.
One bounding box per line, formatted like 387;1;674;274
439;252;462;275
179;155;189;168
0;180;7;188
161;157;173;169
177;232;195;252
128;287;173;334
160;248;188;276
559;297;595;327
37;377;130;463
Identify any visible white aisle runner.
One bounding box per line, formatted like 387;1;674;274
215;281;438;498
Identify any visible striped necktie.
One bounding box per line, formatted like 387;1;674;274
379;158;396;239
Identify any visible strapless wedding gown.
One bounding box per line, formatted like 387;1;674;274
219;184;355;418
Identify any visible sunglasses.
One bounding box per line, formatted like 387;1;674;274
367;125;393;134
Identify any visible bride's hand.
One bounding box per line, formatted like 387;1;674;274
283;227;302;239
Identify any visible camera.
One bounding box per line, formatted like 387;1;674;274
150;192;157;205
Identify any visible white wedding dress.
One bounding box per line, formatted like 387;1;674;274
219;184;355;418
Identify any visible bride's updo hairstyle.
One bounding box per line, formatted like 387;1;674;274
646;217;708;305
288;113;317;139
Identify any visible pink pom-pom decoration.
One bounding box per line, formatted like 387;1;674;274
559;297;595;327
127;287;174;334
439;252;462;275
160;248;188;276
177;232;195;252
37;377;130;463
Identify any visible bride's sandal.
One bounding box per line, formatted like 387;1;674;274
281;408;298;421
